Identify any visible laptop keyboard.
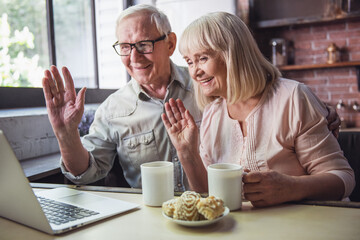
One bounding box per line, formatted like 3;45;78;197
37;196;99;225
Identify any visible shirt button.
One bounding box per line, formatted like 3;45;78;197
177;184;182;187
174;157;178;162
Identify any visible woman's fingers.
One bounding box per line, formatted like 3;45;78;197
169;98;183;121
161;113;172;130
244;192;263;202
176;99;186;118
243;171;263;183
184;110;197;129
161;112;181;136
164;102;175;123
165;98;184;125
163;99;195;132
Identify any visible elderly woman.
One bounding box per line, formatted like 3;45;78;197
162;12;355;207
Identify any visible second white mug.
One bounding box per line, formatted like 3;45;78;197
208;163;244;211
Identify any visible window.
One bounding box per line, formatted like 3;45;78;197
0;0;126;109
0;0;49;88
53;0;96;88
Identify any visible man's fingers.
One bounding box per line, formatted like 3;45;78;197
50;65;65;93
42;77;54;105
75;87;87;111
44;70;59;97
62;66;75;94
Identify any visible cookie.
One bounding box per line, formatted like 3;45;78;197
196;196;225;220
173;191;201;221
162;198;178;217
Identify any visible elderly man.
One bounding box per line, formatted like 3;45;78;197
43;4;203;192
42;4;339;193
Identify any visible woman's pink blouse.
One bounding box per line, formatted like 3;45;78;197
199;78;355;198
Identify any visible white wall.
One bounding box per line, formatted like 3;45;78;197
156;0;236;66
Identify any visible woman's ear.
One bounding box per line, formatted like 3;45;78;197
167;32;177;56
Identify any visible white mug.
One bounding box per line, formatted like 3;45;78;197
208;163;244;211
140;161;174;207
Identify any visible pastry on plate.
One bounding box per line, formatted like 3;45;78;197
162;198;177;218
162;191;225;221
196;196;225;220
173;191;201;221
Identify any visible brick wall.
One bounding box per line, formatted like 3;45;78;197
255;19;360;128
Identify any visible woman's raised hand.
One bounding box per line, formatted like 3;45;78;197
161;98;199;152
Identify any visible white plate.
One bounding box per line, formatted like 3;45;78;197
163;207;229;227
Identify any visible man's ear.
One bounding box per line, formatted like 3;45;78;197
167;32;177;56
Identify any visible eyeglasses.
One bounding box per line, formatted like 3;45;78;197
112;35;167;56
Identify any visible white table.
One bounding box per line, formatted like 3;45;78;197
1;187;359;240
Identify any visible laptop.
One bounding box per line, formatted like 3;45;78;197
0;130;140;235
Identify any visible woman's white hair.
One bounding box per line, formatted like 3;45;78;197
115;4;171;38
179;12;280;110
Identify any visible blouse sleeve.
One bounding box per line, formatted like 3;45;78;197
199;98;229;168
292;83;355;198
199;102;217;168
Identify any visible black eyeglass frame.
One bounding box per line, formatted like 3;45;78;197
112;35;167;56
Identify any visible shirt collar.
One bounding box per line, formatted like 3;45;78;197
169;60;187;89
130;60;187;100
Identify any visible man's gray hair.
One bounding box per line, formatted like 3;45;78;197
115;4;172;38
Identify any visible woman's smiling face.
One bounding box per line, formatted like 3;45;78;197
183;50;228;98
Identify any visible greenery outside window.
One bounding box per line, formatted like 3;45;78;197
0;0;49;88
0;0;119;109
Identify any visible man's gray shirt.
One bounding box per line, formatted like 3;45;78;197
61;62;202;191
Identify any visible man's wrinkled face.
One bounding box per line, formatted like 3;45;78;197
116;14;173;86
